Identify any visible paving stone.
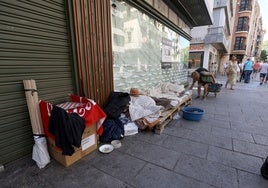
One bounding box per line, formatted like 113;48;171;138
179;119;213;133
164;125;192;138
207;146;263;174
133;130;169;145
91;150;146;183
185;130;233;150
46;164;132;188
202;118;231;129
238;170;268;188
233;139;268;158
174;154;238;188
213;109;229;116
130;163;216;188
214;113;231;122
260;115;268;122
161;135;209;158
200;112;215;120
212;127;254;142
253;133;268;146
231;122;268;136
229;114;246;123
125;140;180;170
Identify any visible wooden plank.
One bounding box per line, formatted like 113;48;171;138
154;95;192;134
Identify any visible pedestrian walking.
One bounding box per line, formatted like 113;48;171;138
259;61;268;85
252;60;261;79
236;61;242;82
225;55;237;90
243;58;253;83
223;62;228;76
238;60;244;82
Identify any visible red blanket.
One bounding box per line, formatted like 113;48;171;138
39;94;106;140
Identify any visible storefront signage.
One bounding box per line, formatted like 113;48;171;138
190;45;204;51
161;37;172;69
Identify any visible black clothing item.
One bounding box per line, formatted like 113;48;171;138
49;105;85;156
103;92;130;119
195;67;209;74
99;118;124;142
261;157;268;179
195;68;213;85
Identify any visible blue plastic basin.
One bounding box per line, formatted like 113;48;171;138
182;106;204;121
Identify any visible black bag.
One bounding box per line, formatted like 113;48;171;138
261;157;268;179
99;118;124;142
208;83;222;92
103;92;130;119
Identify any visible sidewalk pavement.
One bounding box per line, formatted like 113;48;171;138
1;75;268;188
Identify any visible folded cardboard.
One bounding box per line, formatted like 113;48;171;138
47;123;97;167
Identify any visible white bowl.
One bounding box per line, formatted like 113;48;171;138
99;144;114;153
111;140;122;148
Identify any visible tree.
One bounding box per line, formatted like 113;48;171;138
260;50;267;61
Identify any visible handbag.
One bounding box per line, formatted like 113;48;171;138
225;67;230;74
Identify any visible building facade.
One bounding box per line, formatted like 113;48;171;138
189;0;235;74
0;0;212;165
230;0;264;62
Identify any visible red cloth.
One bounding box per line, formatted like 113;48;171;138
39;94;106;140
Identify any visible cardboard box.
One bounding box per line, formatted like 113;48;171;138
47;123;97;167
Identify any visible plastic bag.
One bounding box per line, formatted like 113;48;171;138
124;122;138;136
32;136;50;169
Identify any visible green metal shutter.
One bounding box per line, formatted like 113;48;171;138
0;0;74;164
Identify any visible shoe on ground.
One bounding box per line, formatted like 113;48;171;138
195;96;200;99
202;96;206;101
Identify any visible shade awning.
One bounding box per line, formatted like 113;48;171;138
163;0;212;28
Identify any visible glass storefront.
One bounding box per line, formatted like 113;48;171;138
188;52;204;69
111;0;189;92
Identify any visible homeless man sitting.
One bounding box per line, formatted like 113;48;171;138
189;67;215;100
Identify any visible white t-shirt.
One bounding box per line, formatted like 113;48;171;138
259;63;268;74
237;64;240;72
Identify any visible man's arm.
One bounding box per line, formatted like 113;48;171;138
189;80;197;90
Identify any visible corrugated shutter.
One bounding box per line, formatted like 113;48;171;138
0;0;74;164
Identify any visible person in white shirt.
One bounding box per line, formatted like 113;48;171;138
223;62;228;76
238;61;244;82
259;61;268;85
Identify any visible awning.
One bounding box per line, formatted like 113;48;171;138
163;0;212;28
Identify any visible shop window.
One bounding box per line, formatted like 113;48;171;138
111;0;189;92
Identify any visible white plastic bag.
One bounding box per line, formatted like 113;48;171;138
173;112;181;120
124;122;138;136
32;136;50;169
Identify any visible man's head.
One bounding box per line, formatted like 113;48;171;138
191;71;200;81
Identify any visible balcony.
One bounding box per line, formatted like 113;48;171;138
236;25;249;32
204;26;228;53
239;5;252;11
234;45;246;51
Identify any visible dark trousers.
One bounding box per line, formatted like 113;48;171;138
244;70;252;83
239;71;244;82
